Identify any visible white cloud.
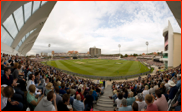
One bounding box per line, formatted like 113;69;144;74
27;1;181;55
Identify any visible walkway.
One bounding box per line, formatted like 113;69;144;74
93;84;114;111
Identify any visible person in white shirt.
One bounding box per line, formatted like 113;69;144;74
1;85;23;111
27;74;42;95
97;79;100;84
115;92;123;110
164;78;170;91
136;93;147;111
142;85;149;99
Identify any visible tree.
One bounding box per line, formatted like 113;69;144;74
120;54;123;58
133;53;138;57
124;54;128;57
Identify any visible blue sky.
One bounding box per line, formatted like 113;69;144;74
28;1;181;55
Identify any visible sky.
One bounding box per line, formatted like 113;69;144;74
27;1;181;55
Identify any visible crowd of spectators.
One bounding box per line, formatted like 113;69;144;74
110;64;181;111
99;56;119;60
137;59;164;67
1;53;106;111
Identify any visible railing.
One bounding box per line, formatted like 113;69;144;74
44;62;151;80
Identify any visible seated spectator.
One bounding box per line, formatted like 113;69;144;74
142;85;149;99
109;89;119;102
118;98;132;111
149;84;155;95
92;87;98;101
2;67;24;103
45;77;49;86
145;94;158;111
70;85;76;96
153;89;168;111
165;81;178;100
164;78;170;91
1;85;23;111
135;93;147;111
34;91;57;111
127;92;135;106
73;94;85;111
132;102;138;111
123;88;128;98
57;94;73;111
134;86;140;96
159;83;166;94
54;86;62;106
27;85;44;110
34;72;43;90
27;74;42;95
75;88;84;101
84;90;94;111
115;92;123;110
27;68;33;79
176;76;181;89
67;89;74;105
57;81;61;89
65;84;70;91
59;84;66;95
45;82;53;96
12;63;26;91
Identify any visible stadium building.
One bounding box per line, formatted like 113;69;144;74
89;47;101;58
161;21;181;68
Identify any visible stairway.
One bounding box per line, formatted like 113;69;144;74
93;84;114;111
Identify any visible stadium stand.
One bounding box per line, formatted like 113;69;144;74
1;53;106;111
1;53;181;111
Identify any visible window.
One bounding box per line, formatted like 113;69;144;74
32;1;41;14
18;41;22;47
22;36;26;42
13;6;24;30
24;2;32;22
163;53;168;58
25;33;30;39
1;26;13;46
15;45;20;51
21;28;37;46
3;15;18;38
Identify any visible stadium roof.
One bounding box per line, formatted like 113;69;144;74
1;1;57;55
166;1;181;28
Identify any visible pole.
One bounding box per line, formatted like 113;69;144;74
119;47;120;55
147;45;148;54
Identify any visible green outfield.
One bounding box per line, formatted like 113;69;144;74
43;59;150;77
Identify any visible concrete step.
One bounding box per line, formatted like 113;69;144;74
94;106;114;111
97;100;113;104
97;103;113;108
100;95;112;98
98;98;113;102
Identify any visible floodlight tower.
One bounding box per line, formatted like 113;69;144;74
48;44;51;60
118;44;121;57
146;41;149;54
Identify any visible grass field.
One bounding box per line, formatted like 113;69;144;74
43;59;150;77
